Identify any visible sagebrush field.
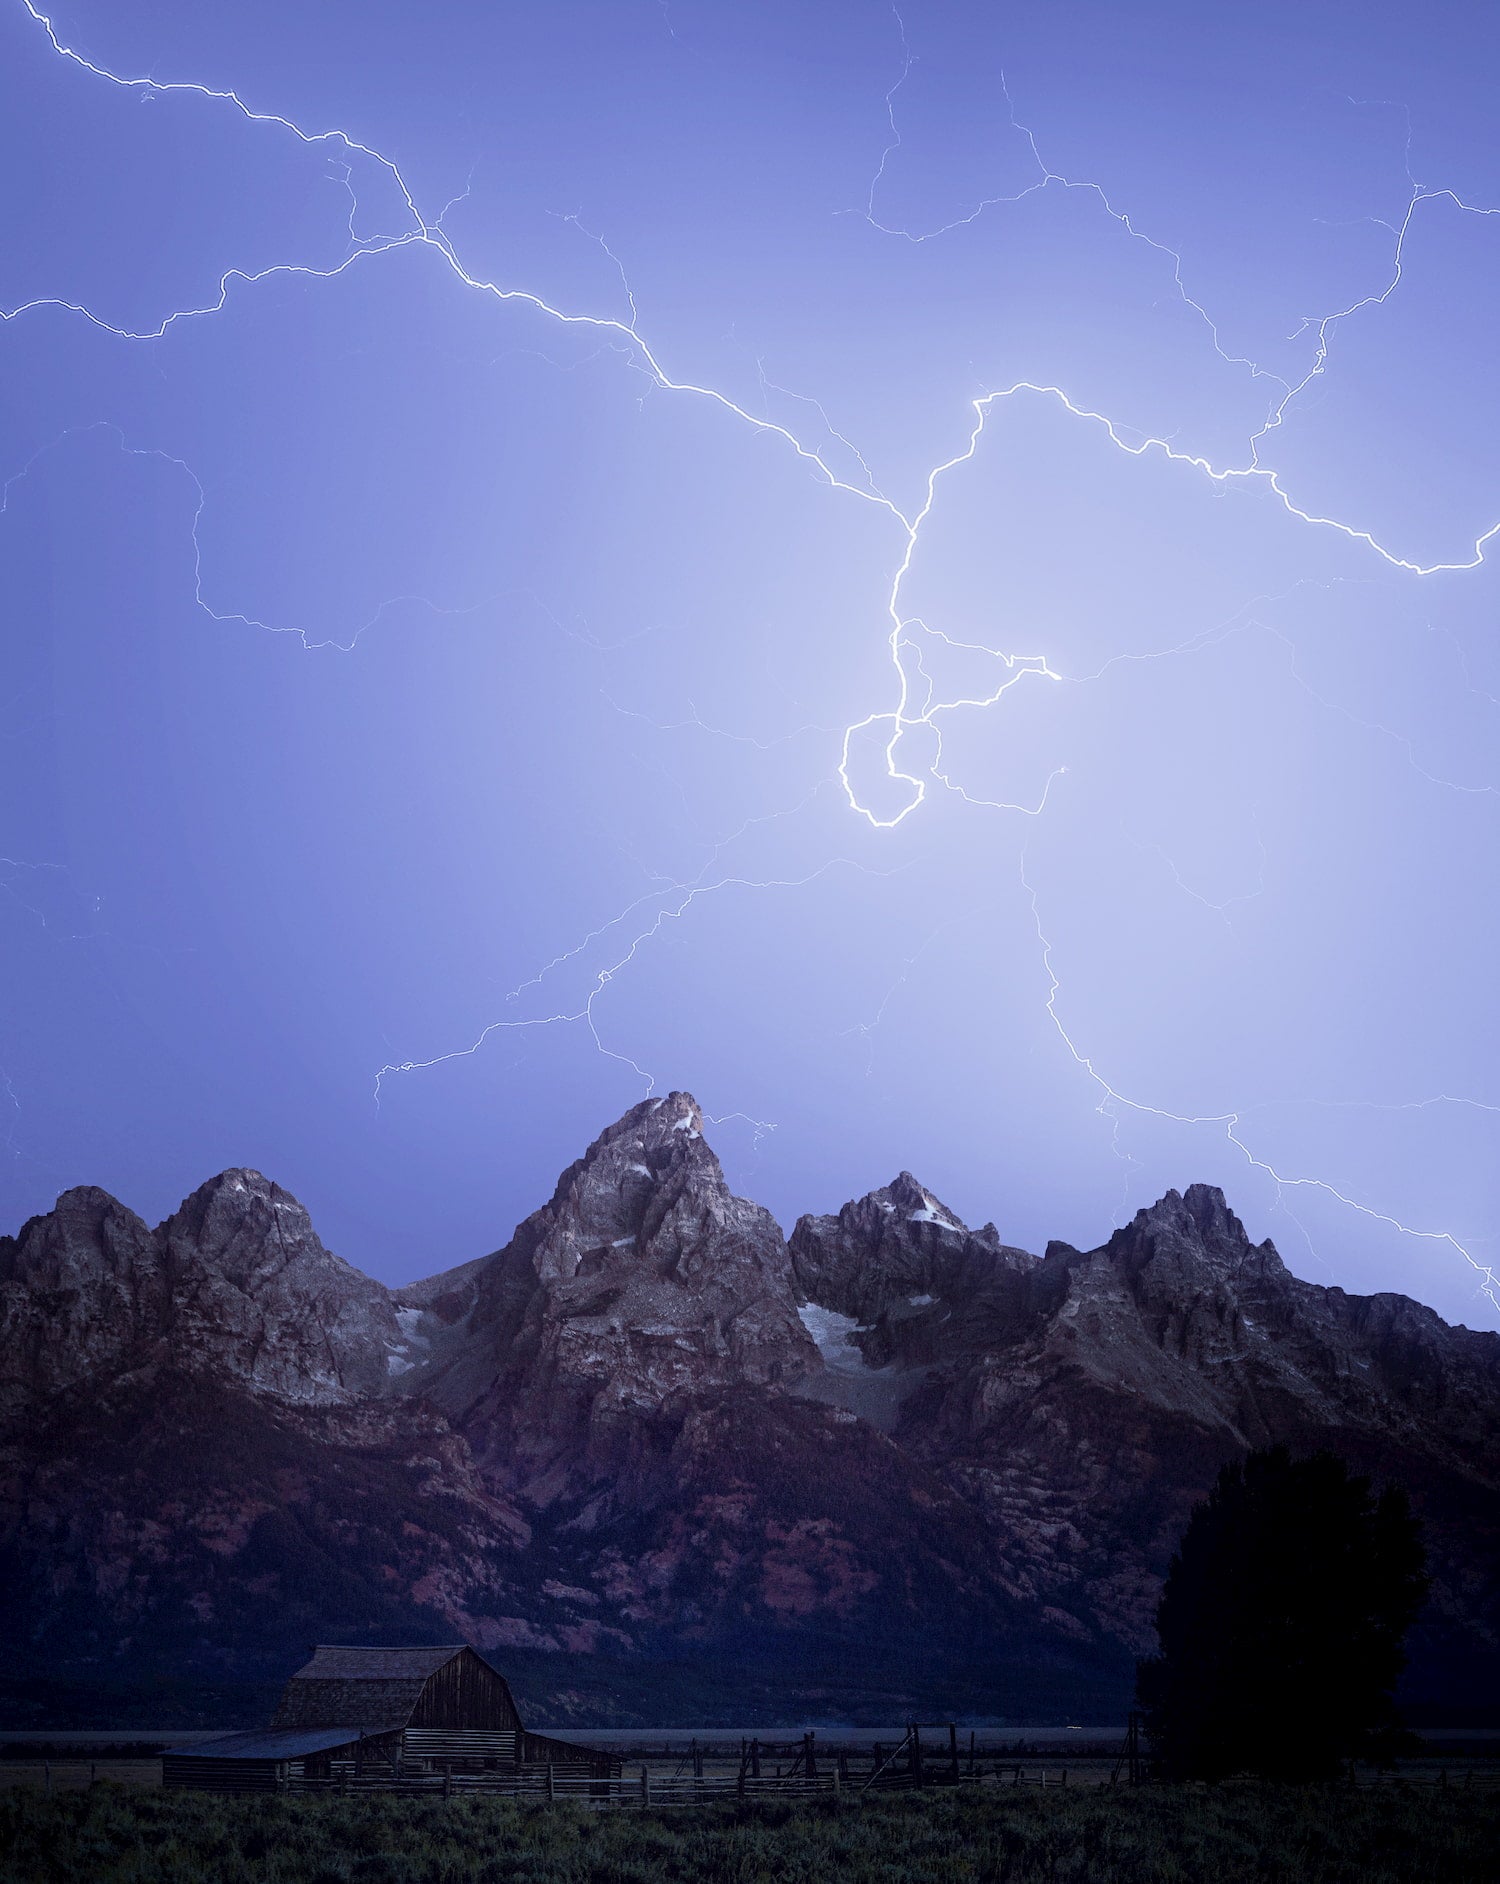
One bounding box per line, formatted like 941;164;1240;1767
1;1782;1495;1883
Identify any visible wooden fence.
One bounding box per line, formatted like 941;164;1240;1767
284;1767;1068;1805
284;1727;1074;1806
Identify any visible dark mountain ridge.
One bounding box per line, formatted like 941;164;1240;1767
2;1092;1496;1727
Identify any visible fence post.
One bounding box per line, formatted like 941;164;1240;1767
1113;1711;1145;1787
547;1762;555;1800
912;1727;924;1790
949;1724;959;1780
641;1766;650;1807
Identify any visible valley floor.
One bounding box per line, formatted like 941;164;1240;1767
1;1783;1497;1883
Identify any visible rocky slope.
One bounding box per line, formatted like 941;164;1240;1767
2;1098;1496;1725
792;1178;1500;1706
412;1091;819;1477
0;1171;407;1411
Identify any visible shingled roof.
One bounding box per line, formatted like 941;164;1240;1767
270;1645;469;1732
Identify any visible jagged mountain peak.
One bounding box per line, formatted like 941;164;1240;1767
0;1185;162;1408
168;1164;291;1210
790;1172;1033;1328
1039;1183;1284;1285
158;1165;388;1296
416;1095;817;1460
595;1088;705;1147
880;1170;968;1231
1101;1181;1288;1285
157;1167;403;1402
1;1183;155;1286
523;1089;727;1265
1127;1181;1251;1244
162;1166;317;1260
0;1165;403;1410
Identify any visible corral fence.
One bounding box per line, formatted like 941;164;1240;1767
284;1724;1072;1805
1360;1768;1500;1791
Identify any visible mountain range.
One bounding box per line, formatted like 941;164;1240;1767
2;1090;1497;1727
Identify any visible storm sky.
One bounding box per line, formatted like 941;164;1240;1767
4;0;1499;1327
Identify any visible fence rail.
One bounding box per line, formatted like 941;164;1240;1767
282;1764;1067;1805
1362;1769;1500;1790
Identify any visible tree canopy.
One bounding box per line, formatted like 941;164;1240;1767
1137;1445;1428;1779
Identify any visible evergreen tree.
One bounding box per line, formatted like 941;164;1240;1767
1137;1445;1428;1779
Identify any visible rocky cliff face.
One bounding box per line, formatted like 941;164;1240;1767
0;1170;405;1411
415;1092;817;1483
2;1105;1497;1727
790;1169;1037;1370
790;1179;1500;1699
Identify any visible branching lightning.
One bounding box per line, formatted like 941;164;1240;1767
6;0;1500;1315
1020;856;1500;1314
372;851;903;1116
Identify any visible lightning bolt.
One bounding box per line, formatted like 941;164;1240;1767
0;1066;20;1161
7;0;1499;1319
372;850;904;1121
1022;856;1500;1316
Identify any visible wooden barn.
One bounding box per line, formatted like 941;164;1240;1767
164;1643;617;1791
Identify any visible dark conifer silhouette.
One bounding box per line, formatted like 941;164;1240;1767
1137;1445;1428;1779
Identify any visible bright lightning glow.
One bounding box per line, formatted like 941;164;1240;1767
6;0;1500;1321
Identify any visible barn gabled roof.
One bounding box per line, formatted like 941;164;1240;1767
290;1646;468;1681
270;1644;477;1732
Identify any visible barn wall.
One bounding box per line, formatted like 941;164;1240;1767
163;1757;282;1793
408;1649;521;1730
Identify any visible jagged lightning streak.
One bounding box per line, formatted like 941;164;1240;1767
0;1067;20;1162
1021;856;1500;1316
11;0;1500;818
0;857;80;933
7;1;1500;1312
4;5;905;518
840;923;955;1078
1130;819;1269;927
372;850;903;1111
860;7;1289;396
860;8;1500;470
0;419;515;652
1262;620;1500;799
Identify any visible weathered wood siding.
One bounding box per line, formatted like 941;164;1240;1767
408;1648;522;1730
163;1757;282;1792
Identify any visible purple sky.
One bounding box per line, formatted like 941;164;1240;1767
3;0;1499;1328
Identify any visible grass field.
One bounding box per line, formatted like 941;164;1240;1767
1;1783;1496;1883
